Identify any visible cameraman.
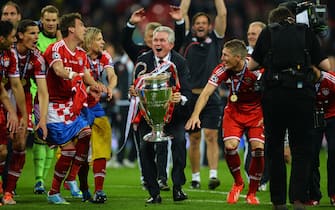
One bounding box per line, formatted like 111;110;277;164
248;6;330;210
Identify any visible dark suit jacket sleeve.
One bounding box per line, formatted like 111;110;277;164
171;51;192;120
173;21;185;53
121;24;143;63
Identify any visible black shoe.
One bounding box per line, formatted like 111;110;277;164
190;180;200;189
173;187;188;201
272;204;288;210
158;179;170;191
208;178;220;190
146;195;162;204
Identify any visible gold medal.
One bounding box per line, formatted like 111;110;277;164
1;77;8;85
21;78;26;86
230;94;238;102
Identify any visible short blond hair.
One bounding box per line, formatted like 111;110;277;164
83;27;101;51
224;39;247;59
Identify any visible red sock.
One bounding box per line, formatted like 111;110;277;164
6;150;25;193
66;128;91;181
78;161;89;192
50;148;76;195
93;158;106;192
248;148;264;194
225;148;243;185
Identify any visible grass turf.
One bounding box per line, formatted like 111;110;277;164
6;147;333;210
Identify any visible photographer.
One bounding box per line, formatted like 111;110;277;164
248;6;330;210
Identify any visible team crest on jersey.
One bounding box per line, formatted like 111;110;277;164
3;59;10;67
210;75;218;83
78;58;83;66
52;52;60;60
321;88;330;96
244;77;252;84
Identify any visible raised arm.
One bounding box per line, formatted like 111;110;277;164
214;0;227;37
180;0;191;32
121;8;147;63
170;5;185;51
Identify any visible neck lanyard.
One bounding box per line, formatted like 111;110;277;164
88;56;102;81
14;44;31;79
230;62;247;96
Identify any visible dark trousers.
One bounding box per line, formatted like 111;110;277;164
307;127;323;201
138;119;186;197
262;87;315;205
309;117;335;200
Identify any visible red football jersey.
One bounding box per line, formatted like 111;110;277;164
44;40;88;103
86;51;113;107
317;71;335;119
208;62;262;113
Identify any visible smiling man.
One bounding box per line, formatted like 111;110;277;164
185;39;265;205
180;0;227;190
132;26;191;204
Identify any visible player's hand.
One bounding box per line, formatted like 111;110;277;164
129;8;146;25
185;115;201;130
170;92;181;104
106;86;113;101
35;119;48;140
169;5;182;21
129;85;137;97
6;111;18;138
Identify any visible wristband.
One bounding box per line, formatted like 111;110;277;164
69;71;75;80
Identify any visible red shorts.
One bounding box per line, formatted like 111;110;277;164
222;106;265;143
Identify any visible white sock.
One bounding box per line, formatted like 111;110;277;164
192;172;201;182
209;169;217;179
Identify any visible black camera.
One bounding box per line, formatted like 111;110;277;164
280;1;328;35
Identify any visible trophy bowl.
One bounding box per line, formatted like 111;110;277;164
137;72;172;142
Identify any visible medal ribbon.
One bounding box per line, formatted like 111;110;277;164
14;44;31;79
230;62;247;97
88;57;102;82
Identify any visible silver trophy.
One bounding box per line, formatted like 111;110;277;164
135;62;178;142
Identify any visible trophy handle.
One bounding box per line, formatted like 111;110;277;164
133;62;147;81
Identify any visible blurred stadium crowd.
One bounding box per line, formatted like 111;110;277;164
2;0;294;52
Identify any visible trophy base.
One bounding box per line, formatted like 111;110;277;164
143;132;171;142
